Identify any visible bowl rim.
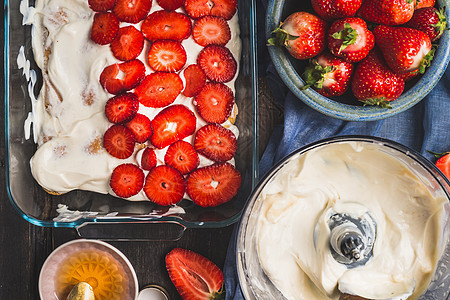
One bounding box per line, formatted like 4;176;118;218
265;0;450;121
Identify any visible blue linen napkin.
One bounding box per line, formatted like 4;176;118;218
223;0;450;298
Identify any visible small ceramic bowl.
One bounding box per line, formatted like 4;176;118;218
266;0;450;121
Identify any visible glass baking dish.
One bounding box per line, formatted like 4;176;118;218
5;0;259;238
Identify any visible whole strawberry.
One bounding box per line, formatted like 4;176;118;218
358;0;416;25
351;49;405;108
435;152;450;179
328;17;375;62
374;25;434;74
268;12;327;60
311;0;362;21
302;52;354;97
405;7;447;41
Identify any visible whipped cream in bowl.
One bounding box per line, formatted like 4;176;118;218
236;136;450;300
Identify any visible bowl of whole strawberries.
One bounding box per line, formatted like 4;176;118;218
266;0;450;121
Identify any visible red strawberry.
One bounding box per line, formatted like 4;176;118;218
134;73;183;108
143;165;185;205
151;105;197;149
311;0;362;21
374;25;434;74
105;93;139;124
351;49;405;108
184;0;237;20
358;0;416;25
166;248;225;299
110;26;144;61
88;0;116;12
186;162;241;207
100;59;145;94
147;40;187;72
435;153;450;179
140;147;157;171
157;0;185;10
90;12;120;45
103;124;135;159
110;163;144;198
267;12;328;60
193;16;231;47
194;124;237;162
112;0;151;23
125;113;153;143
302;52;354;97
194;82;235;123
165;140;200;174
405;7;447;41
141;10;192;41
415;0;434;9
328;17;375;63
182;64;207;97
197;45;237;83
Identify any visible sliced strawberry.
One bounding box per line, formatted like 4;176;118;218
134;73;183;108
193;16;231;47
194;82;234;124
110;26;144;61
112;0;152;23
90;12;120;45
435;153;450;180
185;0;237;20
194;124;237;162
166;248;225;299
198;45;237;83
110;163;144;198
143;165;186;205
165;140;200;175
103;124;135;159
100;59;145;94
105;93;139;124
151;105;197;149
148;40;187;72
157;0;185;10
88;0;117;12
186;162;241;207
140;147;157;170
141;10;192;41
125;113;153;143
182;64;207;97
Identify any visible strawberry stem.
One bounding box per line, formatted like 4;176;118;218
431;7;448;40
301;61;334;91
211;286;226;300
419;47;436;74
331;22;358;53
426;150;450;159
360;97;392;109
267;25;299;47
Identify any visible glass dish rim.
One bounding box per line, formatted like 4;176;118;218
4;0;260;229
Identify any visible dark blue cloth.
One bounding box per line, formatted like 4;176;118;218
223;0;450;298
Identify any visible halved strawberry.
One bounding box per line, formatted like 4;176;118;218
90;12;120;45
112;0;152;23
165;140;200;174
110;163;144;198
125;113;153;143
198;45;237;83
100;59;145;94
157;0;185;10
186;162;241;207
105;93;139;124
103;124;135;159
110;26;144;61
193;16;231;47
436;153;450;180
140;147;157;170
166;248;225;299
194;82;234;123
194;124;237;162
184;0;237;20
134;72;183;108
148;40;187;72
182;64;207;97
141;10;192;41
143;165;186;205
151;105;197;149
88;0;116;12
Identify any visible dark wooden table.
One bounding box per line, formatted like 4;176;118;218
0;3;284;296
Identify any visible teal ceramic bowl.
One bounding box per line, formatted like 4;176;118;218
266;0;450;121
